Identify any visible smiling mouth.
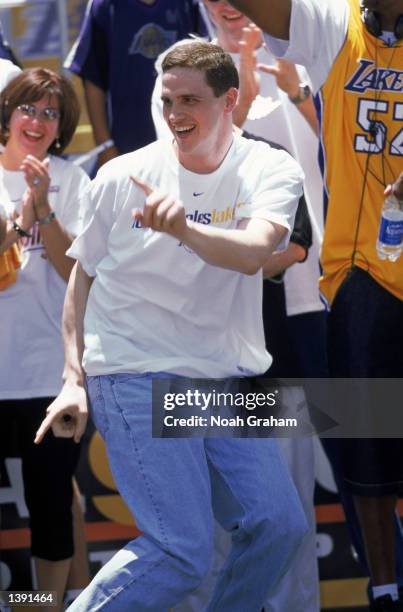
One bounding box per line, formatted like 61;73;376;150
24;130;42;140
222;12;243;21
174;125;196;137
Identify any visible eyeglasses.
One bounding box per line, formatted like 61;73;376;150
16;104;60;122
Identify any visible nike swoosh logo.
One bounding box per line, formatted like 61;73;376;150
193;192;204;197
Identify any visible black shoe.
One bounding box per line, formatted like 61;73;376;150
370;595;403;611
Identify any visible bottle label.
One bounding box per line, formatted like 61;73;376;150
379;216;403;246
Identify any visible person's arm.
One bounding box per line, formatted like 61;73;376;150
84;80;119;166
0;189;36;254
34;261;94;444
262;241;306;278
182;216;286;275
227;0;291;39
262;189;312;277
258;59;319;135
233;26;262;128
131;177;287;275
0;213;6;245
20;156;75;281
385;172;403;199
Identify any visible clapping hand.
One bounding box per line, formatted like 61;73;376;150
20;155;51;220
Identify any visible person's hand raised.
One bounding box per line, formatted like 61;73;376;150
131;176;188;241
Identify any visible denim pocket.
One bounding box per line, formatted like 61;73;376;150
86;375;110;438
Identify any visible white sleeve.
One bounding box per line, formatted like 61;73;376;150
236;147;304;251
264;0;350;92
0;59;21;92
57;164;91;237
67;166;121;277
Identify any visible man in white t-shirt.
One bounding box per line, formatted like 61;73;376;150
151;8;323;611
35;41;308;611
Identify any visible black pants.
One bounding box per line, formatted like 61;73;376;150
1;397;81;560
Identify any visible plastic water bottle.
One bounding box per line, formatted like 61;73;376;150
376;193;403;262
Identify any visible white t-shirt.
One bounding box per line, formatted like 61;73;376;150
0;59;20;92
68;135;303;378
0;157;90;399
264;0;350;93
152;40;324;315
241;45;325;315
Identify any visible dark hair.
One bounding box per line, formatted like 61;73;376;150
0;67;80;154
161;41;239;97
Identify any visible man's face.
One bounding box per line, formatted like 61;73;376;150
202;0;250;39
161;67;236;171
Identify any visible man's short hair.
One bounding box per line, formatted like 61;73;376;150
161;41;239;97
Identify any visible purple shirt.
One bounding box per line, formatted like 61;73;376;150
66;0;206;153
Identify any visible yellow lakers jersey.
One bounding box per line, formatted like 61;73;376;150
318;0;403;304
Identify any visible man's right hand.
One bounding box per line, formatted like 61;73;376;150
34;382;88;444
387;172;403;200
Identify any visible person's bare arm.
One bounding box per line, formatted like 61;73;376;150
181;216;286;275
0;188;36;255
258;59;319;136
233;26;261;128
227;0;292;39
21;156;75;282
262;241;307;278
131;177;287;276
84;79;119;166
35;262;94;444
0;214;6;245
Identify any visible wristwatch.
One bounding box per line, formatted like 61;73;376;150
289;82;312;105
38;210;56;225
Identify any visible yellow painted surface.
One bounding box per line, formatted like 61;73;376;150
320;578;367;608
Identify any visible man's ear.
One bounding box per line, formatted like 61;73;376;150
224;87;239;114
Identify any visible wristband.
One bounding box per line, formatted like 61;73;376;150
12;220;31;238
38;211;56;225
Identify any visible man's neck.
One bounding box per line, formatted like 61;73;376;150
174;133;234;174
377;9;401;32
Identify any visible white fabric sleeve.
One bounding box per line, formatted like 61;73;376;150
264;0;350;92
236;148;304;251
57;164;91;237
66;166;121;276
0;59;20;92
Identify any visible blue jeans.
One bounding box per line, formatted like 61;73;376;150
69;373;307;612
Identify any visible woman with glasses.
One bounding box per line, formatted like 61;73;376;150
0;68;90;611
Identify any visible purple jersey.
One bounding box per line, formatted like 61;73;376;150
66;0;206;153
